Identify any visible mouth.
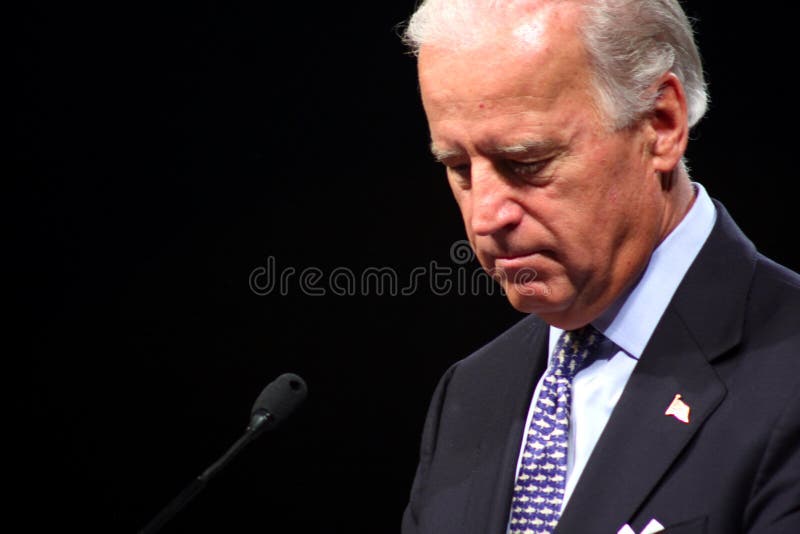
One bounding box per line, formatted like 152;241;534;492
493;250;551;267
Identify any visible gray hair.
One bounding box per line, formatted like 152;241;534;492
404;0;708;130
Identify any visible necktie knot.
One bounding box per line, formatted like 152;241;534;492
550;325;602;380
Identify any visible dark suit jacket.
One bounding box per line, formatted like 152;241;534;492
402;203;800;534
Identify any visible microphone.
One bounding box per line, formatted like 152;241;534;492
139;373;307;534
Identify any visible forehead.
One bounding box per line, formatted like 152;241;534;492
413;0;579;52
417;4;593;124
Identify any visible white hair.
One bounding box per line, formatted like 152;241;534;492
404;0;708;130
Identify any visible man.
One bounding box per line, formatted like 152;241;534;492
401;1;800;533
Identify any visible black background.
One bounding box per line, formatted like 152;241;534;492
11;2;799;532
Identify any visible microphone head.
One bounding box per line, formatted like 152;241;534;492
250;373;307;429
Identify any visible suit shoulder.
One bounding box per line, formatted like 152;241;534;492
459;314;546;365
748;254;800;324
753;253;800;291
734;254;800;397
440;314;548;391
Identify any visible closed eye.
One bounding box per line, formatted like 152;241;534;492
505;158;552;183
446;163;472;188
443;158;553;189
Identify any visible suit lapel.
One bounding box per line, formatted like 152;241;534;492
463;318;550;534
555;309;726;533
556;203;757;533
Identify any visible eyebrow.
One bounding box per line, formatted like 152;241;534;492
430;139;560;162
430;143;462;163
487;139;560;156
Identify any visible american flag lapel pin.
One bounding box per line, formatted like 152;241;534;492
665;394;691;424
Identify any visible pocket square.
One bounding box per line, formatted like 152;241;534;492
617;519;665;534
641;519;665;534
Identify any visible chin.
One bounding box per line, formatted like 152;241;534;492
503;281;563;314
506;287;592;330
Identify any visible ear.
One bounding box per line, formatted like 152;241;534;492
647;72;689;175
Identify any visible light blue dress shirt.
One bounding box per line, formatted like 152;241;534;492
509;183;717;527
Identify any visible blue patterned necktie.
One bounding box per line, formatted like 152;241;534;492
508;325;602;534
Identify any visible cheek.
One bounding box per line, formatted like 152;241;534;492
572;144;644;225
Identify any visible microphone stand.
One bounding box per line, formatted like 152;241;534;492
138;412;273;534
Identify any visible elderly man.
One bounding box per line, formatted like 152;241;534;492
401;1;800;534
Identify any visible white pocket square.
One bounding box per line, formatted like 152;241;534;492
617;518;665;534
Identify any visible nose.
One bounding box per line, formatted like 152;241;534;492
469;163;524;236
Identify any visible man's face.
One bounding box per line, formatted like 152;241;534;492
418;7;671;329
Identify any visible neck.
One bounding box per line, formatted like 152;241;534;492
657;169;696;246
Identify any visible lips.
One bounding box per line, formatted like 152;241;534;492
496;252;537;261
494;251;547;268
